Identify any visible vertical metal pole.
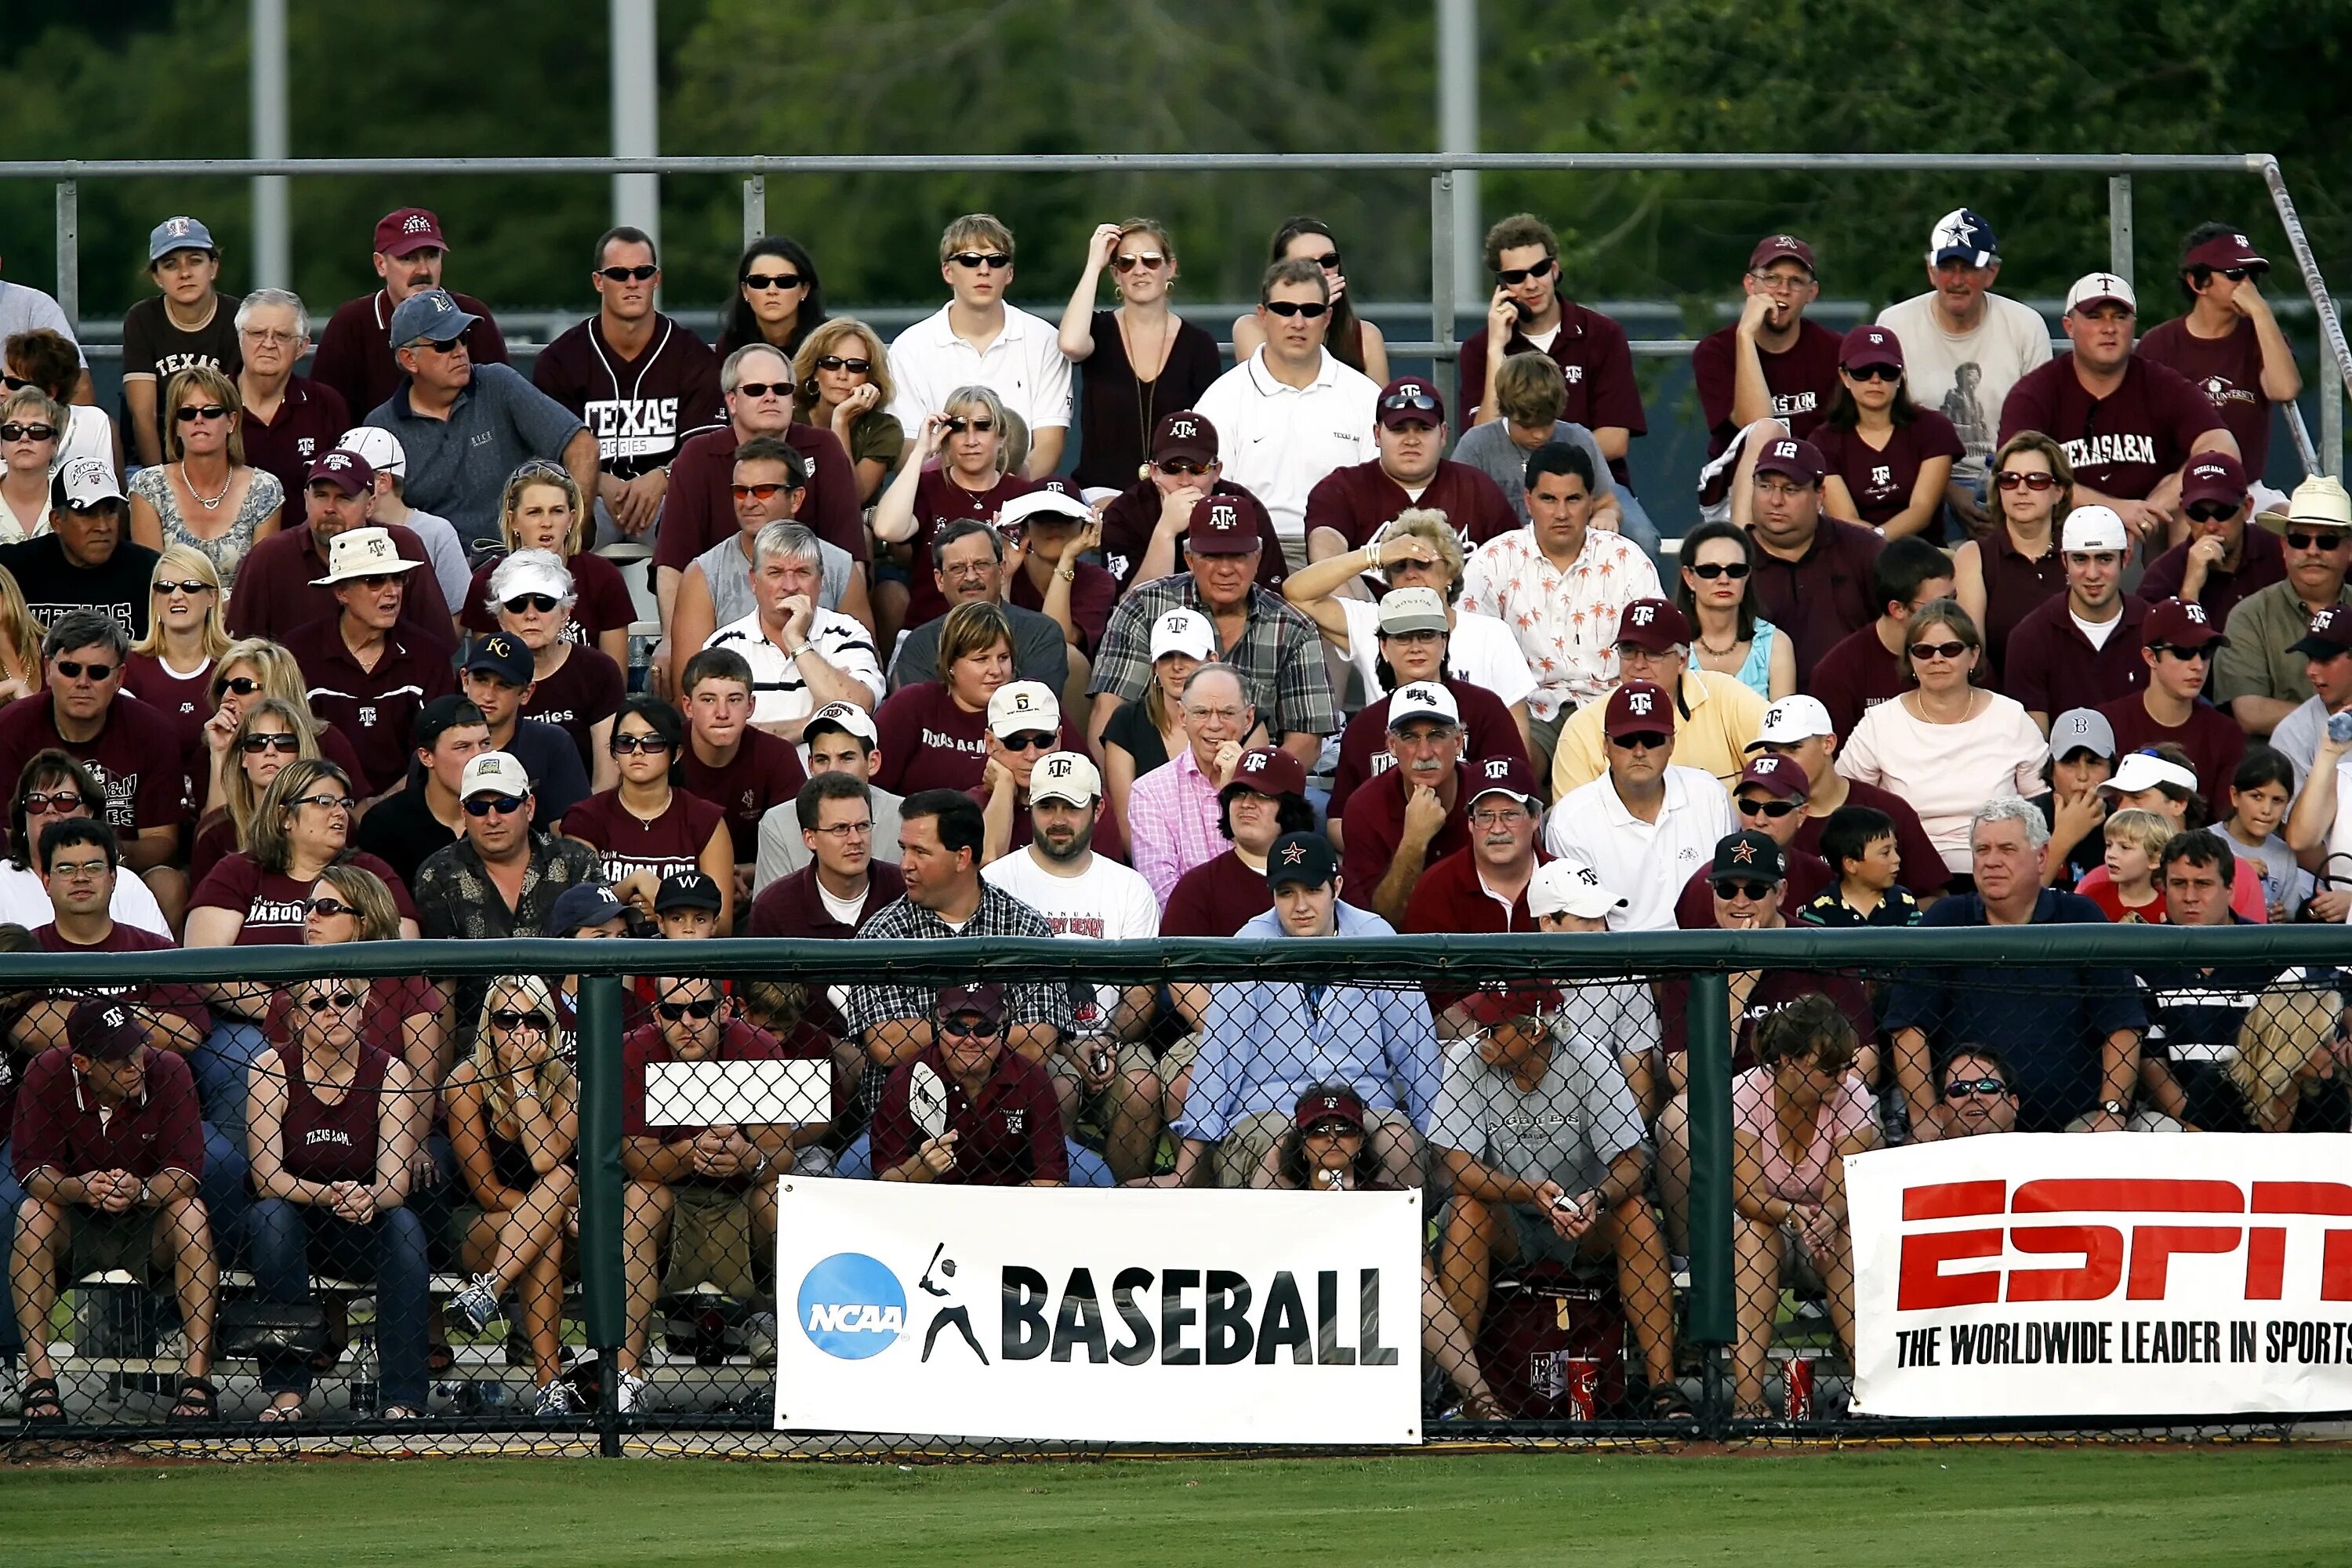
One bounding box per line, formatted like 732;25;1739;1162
2261;156;2352;481
53;181;78;334
575;971;626;1457
742;175;767;249
2325;344;2345;481
1684;969;1735;1428
1437;0;1481;313
609;0;661;253
1429;173;1457;380
249;0;291;289
2107;174;2134;292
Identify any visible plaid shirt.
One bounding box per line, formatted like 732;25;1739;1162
1089;575;1337;740
1126;746;1226;905
413;829;605;1051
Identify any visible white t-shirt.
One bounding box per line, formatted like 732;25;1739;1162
982;848;1160;1030
1189;347;1379;540
0;861;170;938
1875;291;2053;485
2070;608;2122;651
1542;764;1734;933
702;608;885;728
0;281;82;365
1333;598;1537;709
887;303;1073;438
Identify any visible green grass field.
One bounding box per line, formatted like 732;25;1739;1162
4;1449;2350;1566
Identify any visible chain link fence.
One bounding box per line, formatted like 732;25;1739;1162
4;929;2350;1457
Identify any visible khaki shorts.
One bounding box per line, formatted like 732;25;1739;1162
662;1181;764;1301
71;1207;165;1285
1213;1105;1415;1189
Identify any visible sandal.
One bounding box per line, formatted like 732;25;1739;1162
1645;1382;1697;1420
19;1375;64;1427
167;1376;217;1423
381;1404;424;1421
257;1395;307;1424
426;1342;456;1376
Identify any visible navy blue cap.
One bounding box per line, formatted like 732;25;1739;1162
1927;209;1999;268
546;883;626;936
463;631;534;688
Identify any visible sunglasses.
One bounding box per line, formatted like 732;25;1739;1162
1842;364;1903;383
1381;390;1441;415
0;374;32;391
1158;459;1210;477
21;789;85;816
1305;252;1342;271
173;404;230;423
997;731;1057;753
1713;880;1777;901
1686;561;1750;580
1303;1120;1363;1138
1909;640;1969;662
416;336;466;355
2286;531;2349;552
1613;731;1671;750
939;1015;1003;1039
303;897;358;920
502;593;563;614
216;675;262;696
1994;470;2059;492
597;263;659;282
301;990;364;1011
744;271;804;292
53;659;114;681
1737;797;1801;818
949;252;1012;270
732;381;788;400
239;732;299;755
2151;643;2212;662
728;482;800;502
463;793;526;816
944;417;996;434
350;573;402;589
1495;257;1555;286
1263;300;1329;318
609;731;674;756
2219;267;2252;281
0;423;55;442
2184;503;2238;524
655;996;722;1021
813;355;870;374
491;1008;553;1033
1112;252;1167;272
1945;1077;2009;1098
152;579;213;596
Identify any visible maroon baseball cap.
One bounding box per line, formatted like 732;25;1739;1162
1376;376;1446;429
1753;437;1827;486
1462;985;1564;1029
1839;325;1904;372
1603;679;1676;739
1613;598;1691;652
1735;755;1810;803
306;448;375;496
1465;753;1541;811
933;984;1006;1026
67;997;147;1063
2292;605;2352;660
373;208;448;258
2143;597;2230;651
1227;745;1307;799
1293;1084;1366;1132
1749;234;1817;274
1186;492;1265;555
2180;452;2249;511
1151;411;1218;466
2184;230;2268;274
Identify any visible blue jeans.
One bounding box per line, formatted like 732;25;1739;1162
834;1131;1112;1186
1613;486;1663;569
245;1197;430;1411
201;1123;249;1269
191;1022;268;1151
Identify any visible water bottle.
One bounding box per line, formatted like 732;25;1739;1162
2328;710;2352;746
349;1329;377;1414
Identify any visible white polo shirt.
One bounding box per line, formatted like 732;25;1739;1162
1542;764;1734;932
1189;347;1378;541
703;607;886;728
887;303;1073;438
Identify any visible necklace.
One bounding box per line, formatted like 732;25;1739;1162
1117;308;1171;459
1697;631;1743;657
180;462;232;512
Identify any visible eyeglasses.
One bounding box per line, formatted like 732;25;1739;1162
491;1008;553;1033
153;579;214;597
608;731;674;756
744;271;804;292
1749;270;1813;293
1263;300;1329;318
1993;470;2059;492
1380;390;1441;415
949;252;1012;270
49;858;110;881
1468;808;1530;829
1843;364;1903;383
1713;880;1777;901
216;675;261;697
53;659;114;681
939;1015;1002;1039
1737;797;1800;818
301;990;364;1011
1686;561;1750;581
287;793;350;814
2285;531;2349;552
1112;252;1167;272
1158;459;1210;477
1303;1120;1363;1139
728;482;800;502
997;731;1057;753
1495;257;1555;286
2184;503;2238;524
732;381;788;401
656;996;722;1022
303;897;358;920
808;819;873;840
1909;641;1969;662
1945;1077;2009;1098
2151;643;2212;662
502;593;564;614
174;405;230;424
241;328;300;347
238;732;299;755
1612;731;1671;751
1184;704;1247;724
21;789;85;816
463;793;527;816
813;355;870;374
597;263;659;282
943;416;996;435
0;423;55;443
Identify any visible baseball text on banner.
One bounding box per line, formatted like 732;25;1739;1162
1849;1134;2352;1417
772;1181;1424;1444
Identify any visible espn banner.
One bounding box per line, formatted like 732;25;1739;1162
772;1181;1425;1444
1849;1134;2352;1417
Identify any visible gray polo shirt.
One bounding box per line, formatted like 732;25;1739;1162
0;281;81;365
1428;1027;1646;1195
365;363;586;552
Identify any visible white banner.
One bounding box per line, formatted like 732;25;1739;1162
772;1180;1424;1444
1849;1134;2352;1417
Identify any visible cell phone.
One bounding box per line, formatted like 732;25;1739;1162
2331;711;2352;746
997;520;1025;546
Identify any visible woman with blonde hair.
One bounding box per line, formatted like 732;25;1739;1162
194;639;371;843
0;563;40;705
2164;989;2350;1133
1951;430;2073;676
791;318;902;506
125;543;230;727
444;973;580;1414
458;460;633;667
1056;217;1221;494
0;384;64;539
127;363;282;588
191;695;324;886
871;383;1033;641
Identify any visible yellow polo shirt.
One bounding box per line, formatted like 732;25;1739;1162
1550;667;1766;799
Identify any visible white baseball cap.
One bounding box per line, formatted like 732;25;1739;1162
1028;750;1103;807
804;701;879;746
490;550;573;604
1526;860;1628;921
2064;271;2137;315
459;750;529;800
1149;608;1217;663
336;426;406;479
996;489;1093;531
1387;681;1461;728
2103;750;2198;797
53;456;125;510
310;526;421;587
1745;695;1835;751
986;680;1060;740
2060;506;2130;554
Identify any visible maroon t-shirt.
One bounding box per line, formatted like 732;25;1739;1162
1338;763;1475;897
517;645;626;769
10;1044;203;1182
1997;354;2225;502
2000;594;2150;717
1160;849;1272;938
461;550;637;653
901;469;1036;629
1656;966;1878;1072
275;1042;391;1185
1097;477;1287;593
31;921;212;1040
1005;559;1119;657
748;861;905;941
1401;845;1545;1012
1671;851;1834;928
241;376;354;504
622;1018;829;1145
0;695;186;840
122;653;215;733
1455;302;1646;485
2136;524;2286;628
530;313;725;481
1693;319;1845;456
187;848;415;944
870;1043;1066;1186
1302;459;1519;553
559;786;731;886
652;423;868;575
311;289;509;419
1791;779;1949;898
681;730;808;864
1807;624;1909;741
279;617;458;793
1813;410;1966;528
2098;692;2247;811
223;523;454;645
1975;530;2067;679
1748;520;1884;688
2137;314;2272;478
1328;679;1531;821
870;682;1085;797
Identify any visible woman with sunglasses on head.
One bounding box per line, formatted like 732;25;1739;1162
459;463;634;670
483;548;623;781
1671;520;1794;702
1056;218;1222;495
0;749;169;933
0;384;64;540
717;235;827;361
871;383;1035;634
791;318;902;506
1231;218;1389;384
126;365;282;590
1951;430;2073;677
442;975;580;1414
276;862;448;1083
1813;326;1962;543
244;970;431;1423
556;695;733;929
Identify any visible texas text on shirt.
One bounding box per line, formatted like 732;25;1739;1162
532;312;724;482
1997;354;2226;502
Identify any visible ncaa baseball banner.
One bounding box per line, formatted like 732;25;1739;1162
773;1181;1424;1444
1849;1135;2352;1417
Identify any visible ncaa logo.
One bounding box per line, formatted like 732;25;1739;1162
797;1252;907;1359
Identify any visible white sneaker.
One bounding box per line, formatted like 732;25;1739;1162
534;1378;579;1417
615;1370;652;1414
743;1312;779;1367
451;1273;501;1336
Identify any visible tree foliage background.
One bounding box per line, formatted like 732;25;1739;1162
0;0;2344;325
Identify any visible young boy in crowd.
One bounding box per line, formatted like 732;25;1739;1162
1800;805;1919;927
2081;808;2174;924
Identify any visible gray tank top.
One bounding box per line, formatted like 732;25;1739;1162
691;532;851;626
